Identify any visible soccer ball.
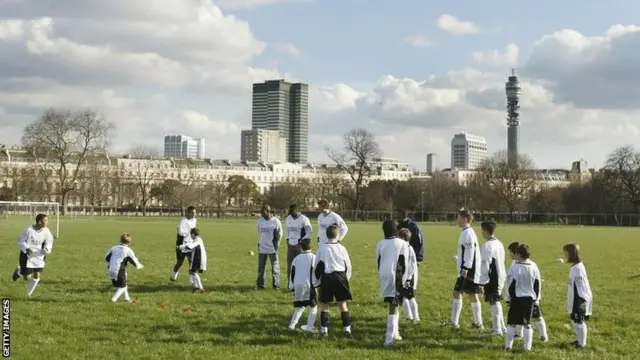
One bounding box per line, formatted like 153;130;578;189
557;258;564;263
452;255;458;261
248;251;255;256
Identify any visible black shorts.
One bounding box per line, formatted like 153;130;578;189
532;303;543;319
570;297;590;324
484;283;502;303
111;267;127;288
454;276;482;294
175;234;192;262
293;287;317;308
507;297;534;326
401;286;415;300
189;246;204;274
19;252;43;276
319;272;352;303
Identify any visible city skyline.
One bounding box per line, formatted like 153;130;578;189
1;2;640;171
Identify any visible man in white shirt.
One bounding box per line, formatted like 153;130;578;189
170;206;197;282
11;214;54;297
286;204;312;283
256;204;283;290
316;199;348;246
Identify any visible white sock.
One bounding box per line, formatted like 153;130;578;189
500;308;507;331
111;287;126;302
26;278;40;297
385;314;396;345
516;325;523;337
307;306;317;327
523;326;533;351
171;271;179;281
505;326;516;349
409;298;420;321
188;274;194;286
393;313;401;338
537;317;548;340
16;267;22;277
471;301;483;326
193;274;203;289
451;299;463;326
289;307;304;328
576;323;587;347
123;287;131;302
491;303;504;332
402;298;413;320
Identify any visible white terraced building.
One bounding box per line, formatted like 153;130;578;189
0;147;412;207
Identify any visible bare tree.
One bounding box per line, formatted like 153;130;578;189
21;108;114;214
603;146;640;216
326;128;382;218
476;150;536;222
126;145;163;215
264;180;311;211
80;156;113;207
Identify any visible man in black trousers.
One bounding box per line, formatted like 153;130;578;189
396;209;425;264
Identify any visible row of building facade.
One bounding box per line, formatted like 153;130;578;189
0;144;592;208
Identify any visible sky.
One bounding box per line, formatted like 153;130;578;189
1;0;640;171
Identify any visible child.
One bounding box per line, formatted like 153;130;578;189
451;209;484;329
376;222;414;346
507;242;523;339
398;227;420;323
479;220;507;335
288;238;318;332
105;233;144;303
507;242;549;342
13;214;54;298
563;243;593;349
504;244;541;352
177;228;207;293
312;225;353;337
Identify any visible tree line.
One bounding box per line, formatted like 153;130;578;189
1;108;640;225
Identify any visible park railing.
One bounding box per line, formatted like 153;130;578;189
1;205;639;226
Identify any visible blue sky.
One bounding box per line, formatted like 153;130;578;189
243;0;640;84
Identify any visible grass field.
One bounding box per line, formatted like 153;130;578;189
0;217;638;360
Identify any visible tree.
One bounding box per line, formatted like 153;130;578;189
264;180;310;211
603;146;640;216
226;175;261;208
126;145;163;215
527;185;564;214
326;128;382;218
21;108;114;214
476;150;536;222
360;180;394;212
314;167;349;209
79;156;114;207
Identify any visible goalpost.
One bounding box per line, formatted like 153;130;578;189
0;201;60;238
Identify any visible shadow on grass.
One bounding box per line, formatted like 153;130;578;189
627;274;640;279
128;284;193;293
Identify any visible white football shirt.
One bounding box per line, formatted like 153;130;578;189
257;216;283;254
504;259;542;302
456;227;482;284
317;211;348;245
312;243;352;287
177;217;197;251
286;214;312;246
568;262;593;315
479;237;507;292
18;225;54;268
376;237;413;298
105;244;143;279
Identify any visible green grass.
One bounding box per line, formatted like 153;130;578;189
0;217;638;360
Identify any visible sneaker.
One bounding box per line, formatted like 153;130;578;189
490;330;504;336
193;288;204;293
540;337;548;342
448;322;460;329
300;325;315;334
471;322;484;330
12;267;20;282
393;332;402;341
504;348;512;352
319;328;328;337
287;325;296;331
344;330;353;339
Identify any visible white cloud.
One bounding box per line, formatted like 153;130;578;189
214;0;310;10
275;42;301;56
403;35;432;48
472;43;519;67
0;2;639;170
437;14;479;35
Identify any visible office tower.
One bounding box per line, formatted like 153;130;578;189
240;129;287;163
163;134;205;159
450;132;488;170
426;153;440;175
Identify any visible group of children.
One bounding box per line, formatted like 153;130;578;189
10;210;593;351
452;209;593;351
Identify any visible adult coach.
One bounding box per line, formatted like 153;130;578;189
256;204;283;290
396;209;424;264
285;204;312;282
316;199;348;245
170;206;197;282
11;213;54;297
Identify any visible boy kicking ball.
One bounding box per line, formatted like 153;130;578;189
287;238;318;332
105;233;144;303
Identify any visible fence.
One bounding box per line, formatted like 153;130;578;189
1;204;639;227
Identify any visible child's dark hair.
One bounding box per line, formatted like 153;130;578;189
398;228;411;242
190;228;200;237
516;244;531;260
382;219;398;238
300;238;312;251
481;220;496;235
120;233;132;245
326;225;339;240
563;243;581;263
508;242;520;253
